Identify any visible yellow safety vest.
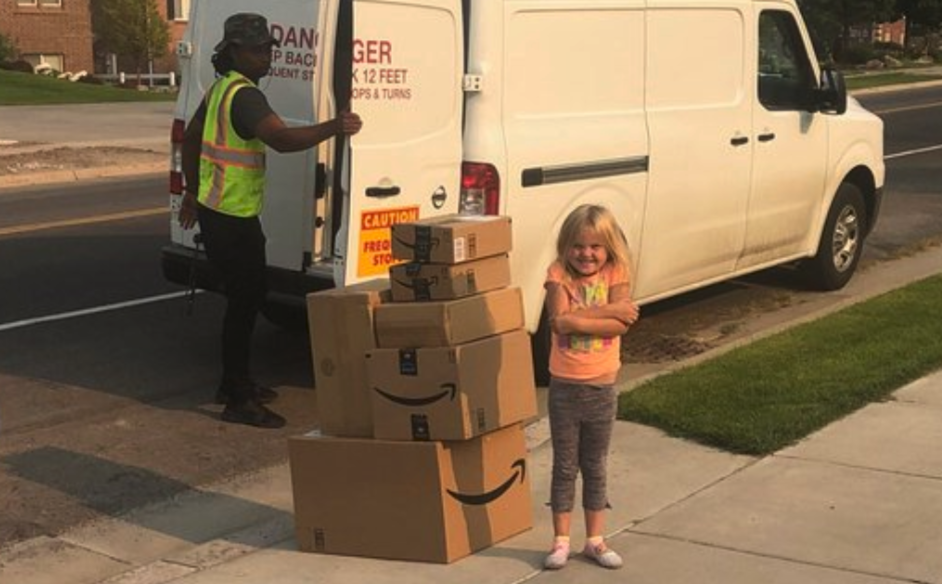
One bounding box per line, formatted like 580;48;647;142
198;71;267;217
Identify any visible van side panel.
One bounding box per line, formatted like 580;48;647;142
500;1;648;329
635;4;752;300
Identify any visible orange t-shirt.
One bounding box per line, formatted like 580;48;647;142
545;261;629;382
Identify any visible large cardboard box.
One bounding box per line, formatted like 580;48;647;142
289;424;532;563
389;254;512;302
306;279;391;437
391;214;512;264
367;329;536;441
374;286;525;348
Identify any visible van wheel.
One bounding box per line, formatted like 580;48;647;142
530;308;551;387
260;301;308;332
804;182;867;291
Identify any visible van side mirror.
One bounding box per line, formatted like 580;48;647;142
815;67;847;115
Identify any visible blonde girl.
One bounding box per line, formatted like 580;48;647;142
542;204;639;570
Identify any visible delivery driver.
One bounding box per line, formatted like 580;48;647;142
178;12;362;428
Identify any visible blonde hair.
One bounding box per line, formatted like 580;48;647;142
556;204;631;279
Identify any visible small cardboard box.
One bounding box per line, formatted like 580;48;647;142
289;424;532;563
391;214;512;264
374;286;525;348
305;279;391;437
367;329;537;441
389;254;512;302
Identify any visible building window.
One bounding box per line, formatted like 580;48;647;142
22;54;64;73
17;0;37;6
40;0;62;6
168;0;191;21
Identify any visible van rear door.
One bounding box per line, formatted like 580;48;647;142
175;0;330;271
334;0;465;286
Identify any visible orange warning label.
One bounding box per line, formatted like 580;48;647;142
357;206;419;277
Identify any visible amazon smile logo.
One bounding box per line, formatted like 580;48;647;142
374;383;457;407
446;459;526;506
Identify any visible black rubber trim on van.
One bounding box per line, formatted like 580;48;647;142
521;156;649;187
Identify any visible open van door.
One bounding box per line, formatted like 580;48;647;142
173;0;330;272
334;0;465;286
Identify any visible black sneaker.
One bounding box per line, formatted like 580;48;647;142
221;400;286;429
254;385;278;404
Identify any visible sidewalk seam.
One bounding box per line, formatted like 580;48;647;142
622;531;923;583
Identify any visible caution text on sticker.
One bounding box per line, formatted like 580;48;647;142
357;206;419;277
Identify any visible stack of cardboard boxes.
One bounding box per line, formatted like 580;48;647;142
290;214;538;564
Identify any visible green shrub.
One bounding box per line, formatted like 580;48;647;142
841;44;876;66
0;60;34;73
0;32;17;63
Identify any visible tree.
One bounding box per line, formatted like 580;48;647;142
92;0;169;84
798;0;897;61
895;0;942;55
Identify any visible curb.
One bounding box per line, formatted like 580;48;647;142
0;162;165;189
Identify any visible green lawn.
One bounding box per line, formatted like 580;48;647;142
618;273;942;455
0;69;177;105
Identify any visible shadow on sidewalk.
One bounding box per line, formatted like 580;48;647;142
1;446;290;546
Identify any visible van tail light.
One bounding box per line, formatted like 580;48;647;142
169;119;185;195
459;161;500;215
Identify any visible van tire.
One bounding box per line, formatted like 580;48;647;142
531;308;551;387
805;182;867;291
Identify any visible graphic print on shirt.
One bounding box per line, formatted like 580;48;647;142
559;279;613;352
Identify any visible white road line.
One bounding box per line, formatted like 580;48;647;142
885;144;942;160
0;291;201;332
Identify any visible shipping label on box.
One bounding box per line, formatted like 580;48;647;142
306;279;391;437
368;329;537;441
389;254;512;302
288;424;533;564
391;214;512;264
375;286;525;348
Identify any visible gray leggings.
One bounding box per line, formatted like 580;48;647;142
548;378;616;513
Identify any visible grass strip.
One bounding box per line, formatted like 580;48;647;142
845;71;942;90
618;274;942;456
0;70;176;105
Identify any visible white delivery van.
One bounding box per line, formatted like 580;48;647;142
162;0;884;377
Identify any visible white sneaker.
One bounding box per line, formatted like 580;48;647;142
583;541;623;569
544;541;571;570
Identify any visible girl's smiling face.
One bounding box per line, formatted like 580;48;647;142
567;227;609;277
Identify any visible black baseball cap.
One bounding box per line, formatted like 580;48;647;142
214;13;281;52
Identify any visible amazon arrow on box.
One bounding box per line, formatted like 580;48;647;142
366;329;537;441
288;423;532;563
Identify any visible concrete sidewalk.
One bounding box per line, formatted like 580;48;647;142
3;371;940;584
2;245;940;584
0;102;172;189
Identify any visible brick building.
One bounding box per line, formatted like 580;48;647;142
0;0;190;77
0;0;94;73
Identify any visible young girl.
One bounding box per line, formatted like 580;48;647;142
542;204;639;570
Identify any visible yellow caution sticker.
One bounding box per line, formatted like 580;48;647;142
357;206;420;277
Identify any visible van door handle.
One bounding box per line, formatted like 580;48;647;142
758;132;776;142
366;186;401;198
730;136;749;146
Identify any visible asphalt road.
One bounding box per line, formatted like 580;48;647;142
0;85;940;549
